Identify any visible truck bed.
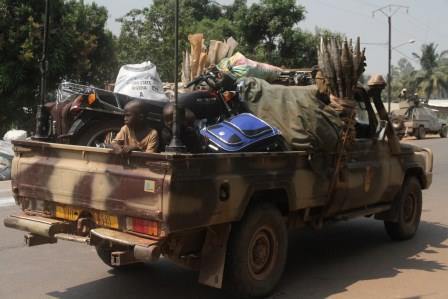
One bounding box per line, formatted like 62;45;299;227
11;140;324;234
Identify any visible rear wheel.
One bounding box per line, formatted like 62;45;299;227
440;125;447;138
416;126;426;140
384;177;422;241
224;203;287;298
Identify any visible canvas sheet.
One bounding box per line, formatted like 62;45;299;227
239;77;343;153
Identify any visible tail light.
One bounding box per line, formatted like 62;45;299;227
70;93;97;114
126;217;160;237
70;95;84;114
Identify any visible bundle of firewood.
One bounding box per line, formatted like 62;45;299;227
317;37;366;115
317;37;367;148
182;34;238;83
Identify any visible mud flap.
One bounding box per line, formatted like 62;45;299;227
198;223;231;289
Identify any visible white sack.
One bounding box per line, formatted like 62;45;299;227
3;129;27;142
114;61;168;102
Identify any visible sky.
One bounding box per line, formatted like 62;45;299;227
85;0;448;76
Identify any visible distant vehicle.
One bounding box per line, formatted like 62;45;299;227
391;101;447;139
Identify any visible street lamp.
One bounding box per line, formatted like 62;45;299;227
392;39;415;50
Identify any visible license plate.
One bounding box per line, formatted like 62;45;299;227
55;205;118;229
93;212;119;229
56;205;82;221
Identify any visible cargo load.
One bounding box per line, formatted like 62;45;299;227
239;77;343;153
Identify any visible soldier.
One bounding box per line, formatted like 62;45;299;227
111;100;159;154
399;88;408;101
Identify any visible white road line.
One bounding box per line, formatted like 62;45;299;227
0;197;15;207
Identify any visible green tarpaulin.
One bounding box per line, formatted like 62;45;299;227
240;77;343;153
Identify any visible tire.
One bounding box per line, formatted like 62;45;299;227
416;126;426;140
224;203;288;299
75;120;122;147
440;125;447;138
384;177;422;241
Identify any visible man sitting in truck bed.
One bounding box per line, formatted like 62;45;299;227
111;100;159;154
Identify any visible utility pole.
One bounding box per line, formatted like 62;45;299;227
166;0;186;152
34;0;50;139
373;5;409;113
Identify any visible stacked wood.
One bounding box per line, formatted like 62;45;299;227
181;34;239;83
317;37;366;116
317;37;366;145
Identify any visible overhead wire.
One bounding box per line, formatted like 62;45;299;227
393;48;419;63
312;0;424;69
351;0;448;41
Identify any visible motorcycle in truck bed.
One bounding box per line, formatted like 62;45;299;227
4;82;433;298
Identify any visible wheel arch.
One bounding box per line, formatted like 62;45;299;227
238;186;292;221
404;167;426;189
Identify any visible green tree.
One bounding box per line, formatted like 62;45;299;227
116;0;339;80
412;43;448;100
390;58;418;101
0;0;117;135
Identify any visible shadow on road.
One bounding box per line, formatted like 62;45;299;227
47;220;448;299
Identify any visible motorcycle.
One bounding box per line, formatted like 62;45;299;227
40;81;166;147
38;69;243;149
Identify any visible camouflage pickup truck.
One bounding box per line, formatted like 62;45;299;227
391;101;448;139
4;81;433;298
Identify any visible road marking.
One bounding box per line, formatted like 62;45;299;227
0;197;15;207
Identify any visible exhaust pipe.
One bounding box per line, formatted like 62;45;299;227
134;244;161;262
109;245;161;267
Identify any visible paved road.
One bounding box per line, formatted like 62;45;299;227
0;180;14;207
0;138;447;299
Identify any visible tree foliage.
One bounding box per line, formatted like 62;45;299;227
412;43;448;100
390;58;418;99
391;44;448;102
116;0;341;81
0;0;117;135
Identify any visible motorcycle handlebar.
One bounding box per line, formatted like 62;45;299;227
185;76;204;88
185;72;220;89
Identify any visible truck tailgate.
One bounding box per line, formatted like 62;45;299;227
12;141;166;219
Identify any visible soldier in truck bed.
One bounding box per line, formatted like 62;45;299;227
111;100;159;154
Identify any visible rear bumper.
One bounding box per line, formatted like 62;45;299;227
4;213;161;261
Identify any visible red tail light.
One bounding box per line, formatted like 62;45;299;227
70;95;84;114
126;217;160;237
